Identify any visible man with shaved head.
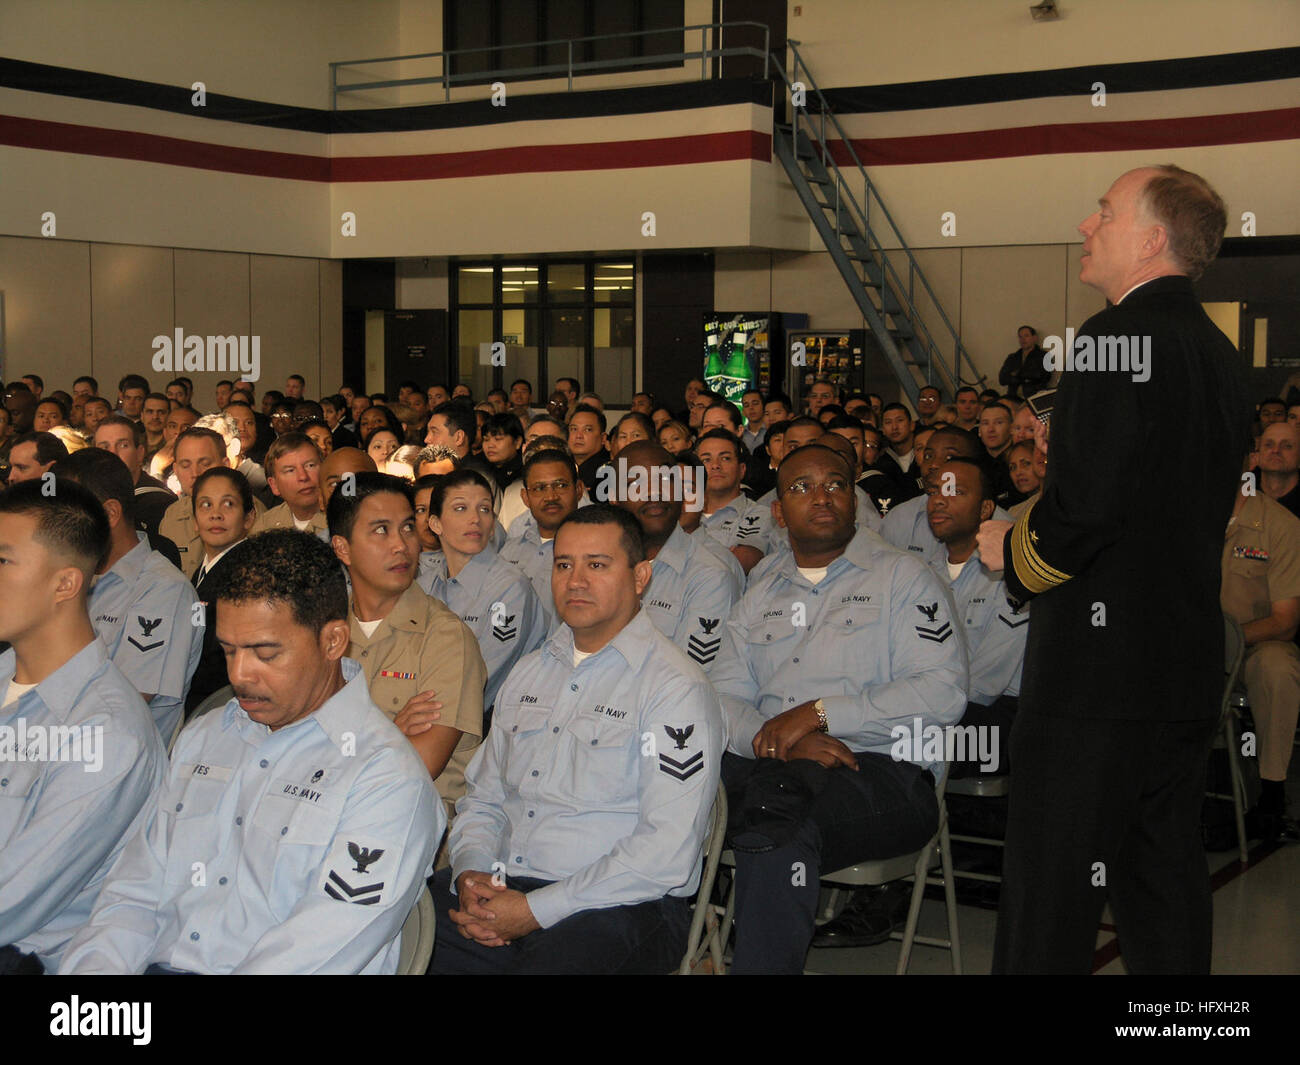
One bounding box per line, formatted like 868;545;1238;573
318;447;378;511
611;441;741;674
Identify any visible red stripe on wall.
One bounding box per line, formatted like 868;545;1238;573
330;129;770;181
0;113;769;181
834;106;1300;166
0;113;331;180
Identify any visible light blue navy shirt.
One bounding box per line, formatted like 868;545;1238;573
700;492;775;555
643;525;743;673
931;549;1028;706
748;486;887;586
89;532;202;742
709;528;968;776
60;658;441;975
881;494;1012;570
0;640;165;972
499;517;558;621
418;544;547;711
451;610;723;929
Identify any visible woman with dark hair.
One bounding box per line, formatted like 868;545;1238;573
357;402;403;444
363;426;401;472
420;468;546;718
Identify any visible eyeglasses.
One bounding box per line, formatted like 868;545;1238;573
783;479;849;496
527;479;573;494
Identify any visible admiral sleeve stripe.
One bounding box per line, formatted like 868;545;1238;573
1011;500;1072;594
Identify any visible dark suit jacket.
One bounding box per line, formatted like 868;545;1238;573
186;550;239;714
1002;275;1250;721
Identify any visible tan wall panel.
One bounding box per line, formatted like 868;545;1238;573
174;250;251;358
714;250;773;311
772;250;865;327
960;245;1068;387
319;259;344;390
790;0;1300;89
0;237;92;378
0;0;402;110
250;256;322;396
90;243;174;395
1065;244;1108;334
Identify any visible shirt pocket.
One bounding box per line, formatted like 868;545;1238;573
249;792;340;919
0;763;44;847
493;704;553;791
162;771;232;885
562;715;636;805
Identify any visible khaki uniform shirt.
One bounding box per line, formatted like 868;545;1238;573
253;503;328;537
1221;493;1300;626
348;582;487;827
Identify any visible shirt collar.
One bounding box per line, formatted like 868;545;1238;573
104;531;152;584
0;638;110;719
544;607;655;673
225;656;368;749
652;524;693;576
350;580;435;643
774;526;881;587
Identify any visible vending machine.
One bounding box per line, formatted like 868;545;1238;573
788;330;869;410
702;312;809;408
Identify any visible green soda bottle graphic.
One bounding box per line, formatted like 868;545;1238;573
722;332;751;405
705;333;725;389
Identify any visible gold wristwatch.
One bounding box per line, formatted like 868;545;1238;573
814;698;829;732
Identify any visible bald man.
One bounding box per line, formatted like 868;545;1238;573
318;447;378;511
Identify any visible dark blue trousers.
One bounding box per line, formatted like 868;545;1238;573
722;751;938;974
428;869;690;975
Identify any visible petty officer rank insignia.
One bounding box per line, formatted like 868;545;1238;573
128;615;165;652
914;602;953;643
688;618;722;666
736;515;762;539
998;595;1029;628
659;725;704;781
492;613;518;642
322;839;391;906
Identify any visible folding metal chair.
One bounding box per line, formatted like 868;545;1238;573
1209;613;1249;863
678;782;728;974
397;885;437;975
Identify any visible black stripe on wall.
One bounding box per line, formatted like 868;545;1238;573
820;46;1300;114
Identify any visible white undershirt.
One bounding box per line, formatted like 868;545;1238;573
356;618;383;638
797;566;829;584
573;648;594;667
946;560;967;583
3;680;37;708
292;516;313;532
892;450;915;473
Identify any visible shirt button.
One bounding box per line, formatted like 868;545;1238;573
765;634;772;641
280;827;288;836
1;778;8;787
531;770;539;776
259;759;268;768
176;802;184;812
219;877;228;885
570;683;578;691
793;657;799;663
514;856;523;863
528;810;535;818
190;932;200;941
511;725;518;733
235;816;243;826
590;739;598;746
552;727;559;733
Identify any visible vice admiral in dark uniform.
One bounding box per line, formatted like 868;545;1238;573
978;165;1251;974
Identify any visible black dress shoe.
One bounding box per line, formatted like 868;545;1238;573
1245;808;1300;844
812;883;912;949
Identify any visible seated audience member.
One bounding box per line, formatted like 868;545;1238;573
116;375;149;421
254;432;327;536
412;472;445;572
979;401;1017;502
364;426;402;473
657;419;695;458
697;428;773;574
1258;397;1288;430
1009;444;1048;522
430;505;722;974
852;422;898;513
1255;421;1300;520
568;403;610;493
222;400;271;485
300;417;335;460
80;397;112;437
426;401;495;481
159;427;264;576
60;530;440;974
999;325;1051;400
687;389;718;432
702;401;744;439
609;412;655;460
843;395;873;425
612;442;742;674
147;404;199;482
952;387;981;432
915;386;943;428
817;403;847;428
140;393;169;458
630;391;655;417
650;406;674;432
7;431;68;485
805;379;837;418
876;403;923;505
0;480;166;975
415;444;462;479
481;412;525;490
33;397;67;433
1012;403;1040;445
317;447;378;514
1222;464;1300;843
881;426;1012;567
184;464;260;712
576;390;604;413
322;394;358;449
486;388;508;414
17;374;43;399
741;389;767;453
54;450;202;742
499;448;585;621
419;469;545;715
1004;440;1043;509
3;384;37;435
710;445;966;972
328;475;486;836
358;403;402;448
94;415;176;543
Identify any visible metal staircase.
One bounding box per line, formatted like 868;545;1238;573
768;42;983;406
